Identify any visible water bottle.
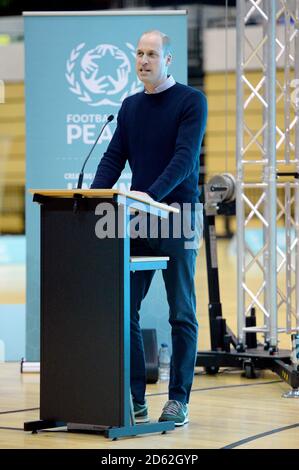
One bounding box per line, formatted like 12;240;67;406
291;334;299;365
158;343;170;381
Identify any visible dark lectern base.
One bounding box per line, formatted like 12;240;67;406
24;419;174;440
24;420;66;432
105;421;175;440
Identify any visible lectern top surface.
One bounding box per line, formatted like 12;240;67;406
29;189;180;213
29;188;119;198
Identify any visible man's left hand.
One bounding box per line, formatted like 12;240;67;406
127;190;154;201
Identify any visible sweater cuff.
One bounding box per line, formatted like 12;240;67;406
146;190;158;201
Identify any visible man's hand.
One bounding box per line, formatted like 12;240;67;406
127;190;154;201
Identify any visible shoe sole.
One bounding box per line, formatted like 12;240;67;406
135;417;150;424
174;418;189;427
158;417;189;426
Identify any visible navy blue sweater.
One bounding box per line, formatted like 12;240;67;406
91;82;207;203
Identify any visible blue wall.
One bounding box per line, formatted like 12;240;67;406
24;11;187;360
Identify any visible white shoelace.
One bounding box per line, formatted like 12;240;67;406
163;400;185;415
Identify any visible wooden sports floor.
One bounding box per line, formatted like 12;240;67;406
0;238;299;449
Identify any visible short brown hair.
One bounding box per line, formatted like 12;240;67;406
138;30;172;57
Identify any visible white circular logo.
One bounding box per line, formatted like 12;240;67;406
66;42;143;106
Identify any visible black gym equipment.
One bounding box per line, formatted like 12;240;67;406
196;174;299;390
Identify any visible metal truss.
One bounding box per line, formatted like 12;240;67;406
236;0;299;351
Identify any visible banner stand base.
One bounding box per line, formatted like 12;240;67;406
20;359;40;373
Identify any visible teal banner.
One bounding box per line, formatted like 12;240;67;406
24;11;187;359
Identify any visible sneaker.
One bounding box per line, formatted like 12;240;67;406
133;400;149;423
158;400;189;426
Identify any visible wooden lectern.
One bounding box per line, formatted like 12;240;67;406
24;189;178;440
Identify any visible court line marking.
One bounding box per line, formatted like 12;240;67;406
0;426;24;431
0;381;283;415
146;379;283;397
0;407;39;415
222;423;299;449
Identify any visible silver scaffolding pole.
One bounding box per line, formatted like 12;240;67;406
236;0;246;348
295;2;299;331
236;0;299;350
265;0;277;350
196;0;299;393
236;0;277;349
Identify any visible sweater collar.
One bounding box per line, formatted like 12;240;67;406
144;75;176;94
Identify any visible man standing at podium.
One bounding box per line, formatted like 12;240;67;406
91;30;207;426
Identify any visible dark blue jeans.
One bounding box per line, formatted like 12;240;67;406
130;204;203;405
